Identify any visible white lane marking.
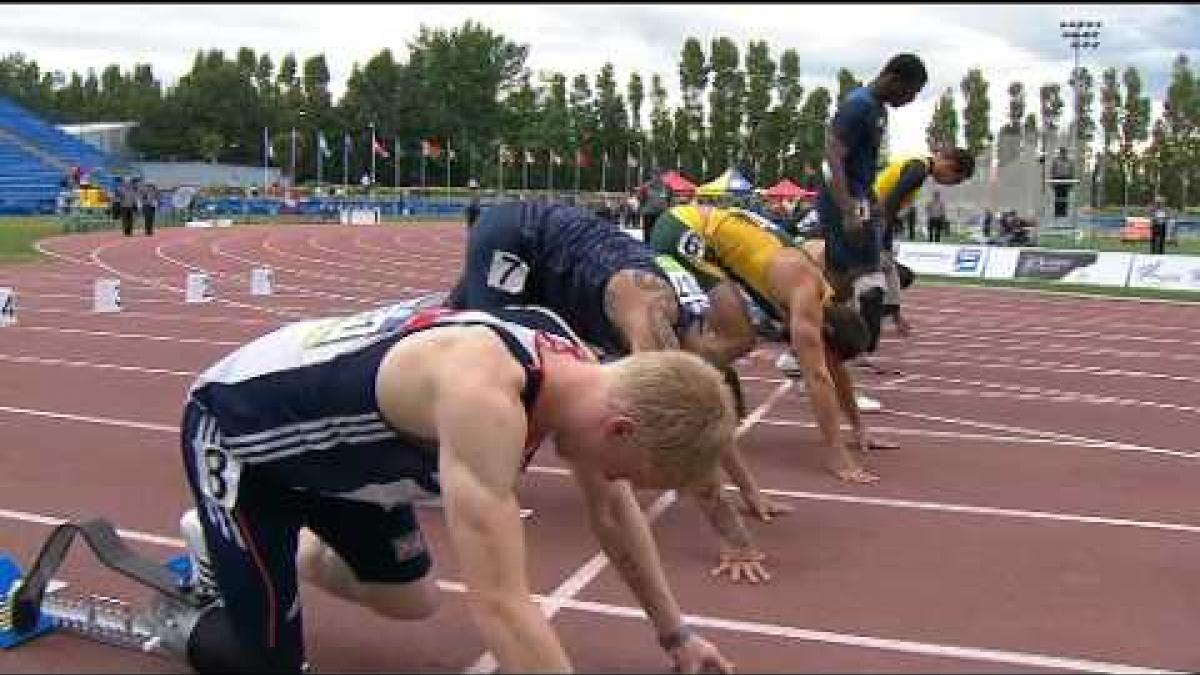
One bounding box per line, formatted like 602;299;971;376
0;506;1182;674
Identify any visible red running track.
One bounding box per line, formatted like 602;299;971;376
1;222;1198;673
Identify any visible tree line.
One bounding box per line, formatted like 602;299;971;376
0;20;1196;207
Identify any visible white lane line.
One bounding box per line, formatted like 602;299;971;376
526;465;1200;534
555;597;1181;675
918;278;1200;308
752;419;1172;451
0;353;196;377
8;325;241;347
0;405;177;433
462;380;794;674
882;352;1200;386
0;506;1182;674
883;410;1200;459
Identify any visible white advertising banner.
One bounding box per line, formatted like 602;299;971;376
1127;254;1200;291
985;248;1134;286
894;242;989;278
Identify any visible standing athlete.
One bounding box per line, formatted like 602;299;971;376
819;53;928;296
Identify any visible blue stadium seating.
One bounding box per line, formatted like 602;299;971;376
0;95;119;214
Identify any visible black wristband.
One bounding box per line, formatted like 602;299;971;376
658;624;694;652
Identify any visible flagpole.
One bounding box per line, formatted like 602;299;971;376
575;148;580;193
420;140;427;188
547;150;553;192
369;123;377;187
316;131;323;187
289;127;297;190
523;149;529;191
445;139;451;190
394;136;399;188
601;152;608;193
342;133;349;191
498;145;504;193
263;126;269;193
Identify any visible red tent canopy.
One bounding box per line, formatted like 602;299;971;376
661;170;697;194
764;178;816;200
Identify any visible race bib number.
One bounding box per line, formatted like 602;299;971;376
487;251;529;294
656;256;711;315
302;302;423;349
0;288;15;326
200;443;242;510
677;230;705;260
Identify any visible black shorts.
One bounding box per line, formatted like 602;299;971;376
180;400;431;668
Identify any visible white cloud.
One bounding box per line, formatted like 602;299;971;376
2;3;1195;160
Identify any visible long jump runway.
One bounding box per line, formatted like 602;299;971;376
1;223;1197;673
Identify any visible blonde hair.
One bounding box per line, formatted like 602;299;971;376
607;350;737;486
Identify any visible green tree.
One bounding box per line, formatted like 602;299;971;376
569;72;596;188
1006;82;1025;133
795;86;831;185
1039;83;1064;152
836;68;860;104
926;87;959;151
648;73;674;172
679;37;709;178
707;37;742;172
743;40;775;180
960;68;992;158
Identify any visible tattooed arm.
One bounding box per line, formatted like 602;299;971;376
686;471;772;584
604;269;682;352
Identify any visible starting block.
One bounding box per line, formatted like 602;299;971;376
93;279;122;313
0;287;15;326
249;266;274;296
184;272;214;304
0;519;212;662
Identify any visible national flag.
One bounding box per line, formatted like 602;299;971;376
422;138;443;158
499;144;514;164
627;153;638;168
575;147;590;168
317;131;331;158
524;149;535;164
372;136;390;159
550;151;563;166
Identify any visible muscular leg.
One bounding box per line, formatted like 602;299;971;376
296;529;440;621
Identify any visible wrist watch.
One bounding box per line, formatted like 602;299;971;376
658;623;694;652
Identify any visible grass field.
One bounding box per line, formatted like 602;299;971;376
0;217;63;262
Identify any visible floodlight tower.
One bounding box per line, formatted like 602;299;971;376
1060;19;1101;233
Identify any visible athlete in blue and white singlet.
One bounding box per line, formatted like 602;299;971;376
179;297;590;671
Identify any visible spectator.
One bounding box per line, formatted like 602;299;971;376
982;208;994;241
1050;147;1074;218
139;181;160;235
926;190;947;242
625;190;640;227
465;178;482;228
1150;199;1170;255
639;170;670;242
902;204;918;240
117;177;138;236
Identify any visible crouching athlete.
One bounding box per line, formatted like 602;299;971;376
177;299;738;672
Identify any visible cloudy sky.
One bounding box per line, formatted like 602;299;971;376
4;3;1198;155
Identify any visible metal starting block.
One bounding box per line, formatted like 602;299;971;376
1;518;213;662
